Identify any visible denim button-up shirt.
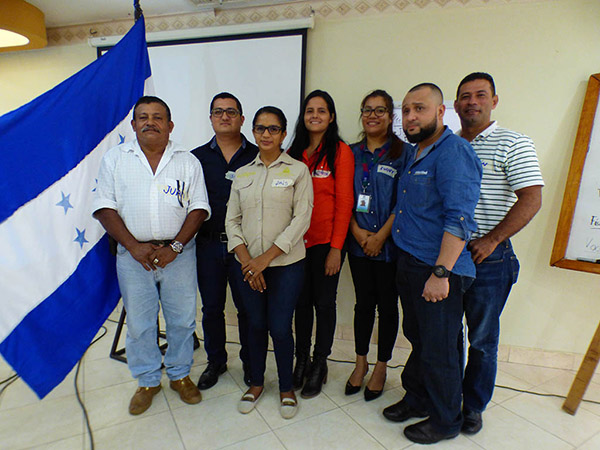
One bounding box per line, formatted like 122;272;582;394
392;127;482;277
348;139;410;262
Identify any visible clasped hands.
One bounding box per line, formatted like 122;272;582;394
131;242;177;271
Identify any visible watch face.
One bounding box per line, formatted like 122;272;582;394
170;241;184;253
433;265;449;278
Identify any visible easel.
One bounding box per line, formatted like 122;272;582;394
562;322;600;414
550;73;600;415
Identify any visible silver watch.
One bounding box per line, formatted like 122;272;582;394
170;240;184;254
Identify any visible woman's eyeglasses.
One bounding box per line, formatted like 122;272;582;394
361;106;388;117
253;125;283;135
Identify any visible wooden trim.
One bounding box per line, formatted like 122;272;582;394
550;74;600;274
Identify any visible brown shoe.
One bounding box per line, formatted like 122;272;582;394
170;376;202;404
129;385;162;415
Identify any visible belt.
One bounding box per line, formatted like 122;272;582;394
199;231;228;243
141;240;172;246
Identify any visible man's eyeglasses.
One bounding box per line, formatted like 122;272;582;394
211;108;240;118
253;125;283;135
361;106;388;117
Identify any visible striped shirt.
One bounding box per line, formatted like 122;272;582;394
459;122;544;239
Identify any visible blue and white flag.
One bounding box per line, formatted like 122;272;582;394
0;17;151;398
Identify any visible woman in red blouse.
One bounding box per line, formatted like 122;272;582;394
288;90;355;398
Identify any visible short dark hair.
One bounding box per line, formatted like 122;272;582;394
456;72;496;98
253;106;287;132
210;92;243;115
408;83;444;103
133;96;171;121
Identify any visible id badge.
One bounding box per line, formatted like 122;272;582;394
356;193;371;213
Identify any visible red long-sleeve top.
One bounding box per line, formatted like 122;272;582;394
301;141;355;249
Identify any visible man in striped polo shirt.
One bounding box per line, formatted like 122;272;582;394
454;72;544;434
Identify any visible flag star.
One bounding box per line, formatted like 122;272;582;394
92;178;98;192
119;134;125;144
56;192;74;215
74;228;89;249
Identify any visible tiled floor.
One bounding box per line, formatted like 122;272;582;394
2;319;600;450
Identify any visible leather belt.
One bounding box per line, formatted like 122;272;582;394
199;231;228;243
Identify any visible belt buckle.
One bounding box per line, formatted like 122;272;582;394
219;232;228;243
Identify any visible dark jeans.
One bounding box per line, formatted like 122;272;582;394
397;249;473;434
294;244;344;358
231;259;305;392
196;237;249;367
348;254;399;361
462;240;519;413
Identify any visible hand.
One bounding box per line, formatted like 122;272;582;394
352;227;373;248
363;233;385;257
422;274;449;302
149;245;177;269
324;247;342;276
129;242;162;271
468;235;499;264
248;273;266;293
242;253;272;291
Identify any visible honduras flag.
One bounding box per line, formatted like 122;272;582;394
0;17;151;398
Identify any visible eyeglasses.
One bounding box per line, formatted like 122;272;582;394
253;125;283;135
211;108;240;118
361;106;388;117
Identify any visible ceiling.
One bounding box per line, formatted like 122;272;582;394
27;0;294;28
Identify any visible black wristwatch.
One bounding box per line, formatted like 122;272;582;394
432;265;450;278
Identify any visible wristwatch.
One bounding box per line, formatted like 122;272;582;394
170;240;184;254
432;265;450;278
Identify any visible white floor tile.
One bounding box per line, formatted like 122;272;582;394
467;404;573;450
84;356;133;392
84;379;169;430
92;410;184;450
502;391;600;447
220;431;285;450
498;362;571;388
274;408;386;450
29;434;84;450
0;394;84;449
172;391;270;450
577;430;600;450
0;364;81;411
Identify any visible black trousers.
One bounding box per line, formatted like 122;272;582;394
348;254;399;362
294;244;344;358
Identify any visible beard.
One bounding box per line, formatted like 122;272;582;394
403;117;438;143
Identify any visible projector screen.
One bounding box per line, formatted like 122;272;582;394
100;29;306;150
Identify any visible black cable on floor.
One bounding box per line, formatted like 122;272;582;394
74;325;108;450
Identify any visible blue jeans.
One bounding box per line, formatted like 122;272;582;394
196;237;249;366
462;240;519;413
231;259;305;392
116;241;197;387
397;250;473;434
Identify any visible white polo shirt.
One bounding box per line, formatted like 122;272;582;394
459;122;544;239
92;139;211;241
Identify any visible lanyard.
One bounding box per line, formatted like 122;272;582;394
361;146;387;191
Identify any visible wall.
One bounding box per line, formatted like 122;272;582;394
2;0;599;356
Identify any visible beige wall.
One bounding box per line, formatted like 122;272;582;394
2;0;599;355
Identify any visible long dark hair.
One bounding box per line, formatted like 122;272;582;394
358;89;404;161
288;90;344;177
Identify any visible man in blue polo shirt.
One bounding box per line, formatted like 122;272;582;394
382;83;482;444
192;93;258;390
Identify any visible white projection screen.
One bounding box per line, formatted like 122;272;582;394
99;29;306;150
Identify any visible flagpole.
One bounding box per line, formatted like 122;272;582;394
134;0;143;21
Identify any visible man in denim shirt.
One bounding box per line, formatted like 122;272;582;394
382;83;482;444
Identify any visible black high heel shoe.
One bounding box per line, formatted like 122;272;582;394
364;374;386;401
345;368;368;396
